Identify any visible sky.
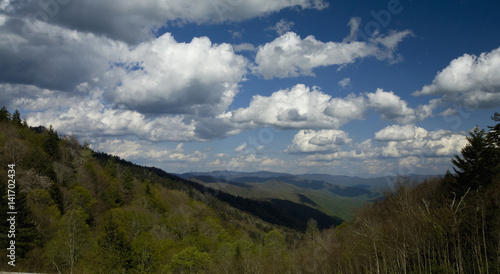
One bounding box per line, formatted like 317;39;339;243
1;0;500;177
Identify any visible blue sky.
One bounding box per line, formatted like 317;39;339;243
1;0;500;177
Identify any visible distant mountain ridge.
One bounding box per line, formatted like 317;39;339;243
177;171;441;220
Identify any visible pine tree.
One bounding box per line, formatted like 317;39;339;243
11;110;22;126
487;112;500;147
94;211;131;272
0;106;11;123
13;185;41;258
44;125;60;160
451;126;497;196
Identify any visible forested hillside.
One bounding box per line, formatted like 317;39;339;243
0;107;499;273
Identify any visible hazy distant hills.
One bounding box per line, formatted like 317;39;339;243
176;171;438;221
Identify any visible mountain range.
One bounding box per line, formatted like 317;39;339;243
176;171;437;221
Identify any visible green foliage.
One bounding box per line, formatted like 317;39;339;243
70;185;96;214
0;106;10;123
26;189;61;243
2;109;498;273
45;208;92;273
11;109;22;126
94;210;132;272
167;246;211;273
452;126;498;195
487;112;500;147
120;167;134;190
43;125;60;160
130;232;162;273
105;158;118;177
48;183;64;214
14;185;41;258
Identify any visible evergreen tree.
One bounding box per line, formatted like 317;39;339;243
487;112;500;147
105;158;117;178
94;211;131;272
49;183;64;214
13;185;40;258
11;110;22;126
0;106;10;123
120;168;134;190
44;125;60;160
451;126;497;196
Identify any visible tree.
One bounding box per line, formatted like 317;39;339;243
130;232;161;273
11;109;22;126
264;230;287;273
167;246;211;273
45;208;92;274
105;158;117;177
451;126;497;196
487;112;500;147
43;125;60;160
26;189;61;244
0;106;10;123
120;167;134;190
94;210;131;272
12;185;40;258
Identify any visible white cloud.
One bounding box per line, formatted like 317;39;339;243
414;46;500;108
286;129;352;153
324;93;367;120
228;84;436;130
254;32;375;78
338;77;351;89
254;28;412;79
382;128;467;157
440;108;458;117
294;126;467;161
25;87;200;142
367;88;416;124
374;124;422;142
234;143;247;153
91;139;206;163
229;84;365;129
343;17;361;43
233;43;256;52
268;19;295;35
105;33;248;116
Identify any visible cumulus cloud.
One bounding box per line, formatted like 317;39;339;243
294;125;467;158
25;87;201;142
286;129;351;153
229;84;366;129
0;17;250;138
105;33;247;116
378;128;467;158
414;46;500;108
228;84;434;130
91;139;206;163
374;124;424;142
254;28;412;79
367;89;416;124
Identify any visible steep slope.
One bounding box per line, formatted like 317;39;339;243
0;115;339;273
179;172;384;220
